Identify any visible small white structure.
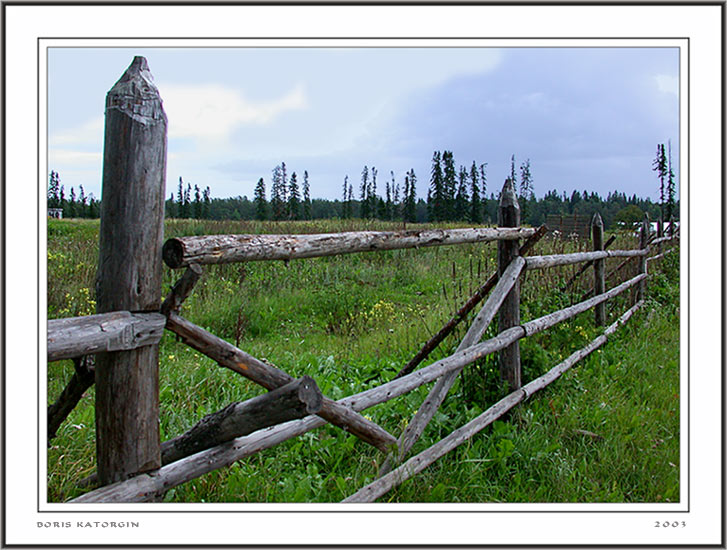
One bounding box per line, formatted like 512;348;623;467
48;208;63;219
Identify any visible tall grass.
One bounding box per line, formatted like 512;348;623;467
46;218;679;503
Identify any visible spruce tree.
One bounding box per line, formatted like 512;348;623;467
183;183;192;218
271;165;286;220
48;171;61;208
428;151;444;222
442;151;457;221
254;178;267;220
194;184;202;219
666;142;677;221
176;177;185;218
203;186;211;219
469;161;482;224
510;154;518;196
519;159;534;223
652;143;667;220
405;169;417;222
455;165;469;221
302;170;311;220
79;185;87;218
342;175;350;218
360;166;370;219
288;172;301;220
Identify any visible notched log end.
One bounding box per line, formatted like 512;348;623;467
162;239;185;268
298;375;323;414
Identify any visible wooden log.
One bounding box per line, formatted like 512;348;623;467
647;247;677;264
526;248;646;270
79;376;323;488
521;273;646;337
71;327;526;503
162;226;536;268
160;263;203;317
162;376;322;464
48;311;166;362
95;56;167;485
380;256;525;476
497;179;521;390
592;213;606;326
560;234;616;292
165;313;396;451
649;234;679;247
636;215;650;303
343;300;645;503
48;356;95;440
392;224;547;380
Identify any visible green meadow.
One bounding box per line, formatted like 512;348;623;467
47;218;680;503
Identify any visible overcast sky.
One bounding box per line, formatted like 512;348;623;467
48;46;679;202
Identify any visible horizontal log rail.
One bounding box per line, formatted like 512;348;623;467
162;227;537;268
79;376;322;488
525;248;647;271
48;311;166;362
647;247;678;264
650;234;679;247
342;300;645;503
165;312;397;452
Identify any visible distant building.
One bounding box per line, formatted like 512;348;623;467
48;208;63;219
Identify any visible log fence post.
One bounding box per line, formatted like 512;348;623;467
94;56;167;485
591;212;605;326
497;179;521;391
636;214;649;303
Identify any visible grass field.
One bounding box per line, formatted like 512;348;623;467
47;218;680;503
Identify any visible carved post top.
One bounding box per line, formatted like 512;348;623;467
106;56;166;125
591;212;604;229
498;178;520;226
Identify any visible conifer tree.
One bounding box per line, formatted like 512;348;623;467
203;186;211;219
48;171;61;208
519;158;534;222
652;143;667;220
254;178;267;220
342;175;350;218
469;161;482;224
455;165;469;221
428;151;444;222
194;184;202;219
404;169;417;222
78;185;88;218
510;154;518;196
271;165;286;220
360;166;370;219
302;170;311;220
68;187;77;218
442;151;457;220
666;141;677;221
288;172;301;220
176;177;185;218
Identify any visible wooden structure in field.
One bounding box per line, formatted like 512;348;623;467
46;57;680;504
546;213;592;238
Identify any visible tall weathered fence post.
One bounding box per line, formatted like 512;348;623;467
497;179;521;390
591;213;605;326
636;214;649;303
95;57;167;485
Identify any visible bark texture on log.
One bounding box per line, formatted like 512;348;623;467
48;312;165;362
165;313;396;451
526;249;646;271
161;376;322;465
162;227;536;268
95;56;167;485
497;179;521;390
160;264;203;317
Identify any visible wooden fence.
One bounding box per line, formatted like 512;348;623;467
47;57;680;503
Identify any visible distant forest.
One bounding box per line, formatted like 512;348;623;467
47;146;679;231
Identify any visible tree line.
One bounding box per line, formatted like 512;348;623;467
48;144;678;230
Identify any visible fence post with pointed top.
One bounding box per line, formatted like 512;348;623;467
497;178;522;391
592;213;606;326
95;57;167;486
636;214;649;303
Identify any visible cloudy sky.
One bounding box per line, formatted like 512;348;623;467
48;46;680;202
